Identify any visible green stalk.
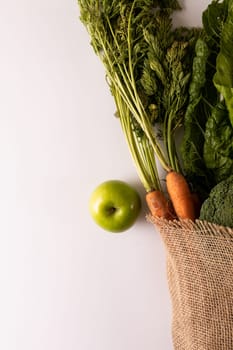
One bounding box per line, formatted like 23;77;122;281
126;1;170;171
96;20;171;172
78;0;173;194
164;109;180;172
96;2;169;172
114;87;161;192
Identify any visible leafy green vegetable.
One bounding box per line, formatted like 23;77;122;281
199;0;233;185
78;1;179;178
213;0;233;127
203;101;233;183
180;0;233;196
79;0;232;214
180;37;218;197
180;38;210;175
78;0;201;193
200;174;233;228
161;40;194;172
78;0;176;192
202;0;229;48
140;20;201;172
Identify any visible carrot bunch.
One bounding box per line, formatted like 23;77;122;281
78;0;201;222
145;171;197;222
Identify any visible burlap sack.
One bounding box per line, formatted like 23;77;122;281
149;217;233;350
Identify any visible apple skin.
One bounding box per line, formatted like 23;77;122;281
89;180;141;233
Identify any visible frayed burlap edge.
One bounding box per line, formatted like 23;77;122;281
147;215;233;238
147;216;233;350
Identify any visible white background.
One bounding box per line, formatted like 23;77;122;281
0;1;210;349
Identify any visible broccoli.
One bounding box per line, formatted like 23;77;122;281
199;175;233;228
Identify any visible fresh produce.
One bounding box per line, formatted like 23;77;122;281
78;0;233;228
180;37;216;197
78;0;200;221
203;101;233;183
201;0;233;185
213;0;233;128
180;0;233;202
145;190;174;220
89;180;141;233
166;171;196;221
199;175;233;228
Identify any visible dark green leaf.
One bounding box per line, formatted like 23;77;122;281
203;101;233;183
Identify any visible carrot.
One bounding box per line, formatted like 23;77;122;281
166;171;196;221
146;190;175;220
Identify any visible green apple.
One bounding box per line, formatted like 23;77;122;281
89;180;141;233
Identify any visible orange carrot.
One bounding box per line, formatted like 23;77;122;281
146;190;175;220
166;171;196;221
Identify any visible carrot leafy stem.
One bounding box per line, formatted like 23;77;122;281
78;0;200;190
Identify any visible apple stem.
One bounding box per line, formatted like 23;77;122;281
107;207;117;215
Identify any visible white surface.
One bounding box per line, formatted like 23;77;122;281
0;1;210;350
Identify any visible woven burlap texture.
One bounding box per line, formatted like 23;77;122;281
150;217;233;350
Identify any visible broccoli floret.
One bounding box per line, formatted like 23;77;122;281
199;175;233;228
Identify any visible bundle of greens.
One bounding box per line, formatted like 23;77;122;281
180;0;233;226
181;0;233;190
78;0;233;227
78;0;201;220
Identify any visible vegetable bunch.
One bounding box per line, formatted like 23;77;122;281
78;0;233;227
180;0;233;226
